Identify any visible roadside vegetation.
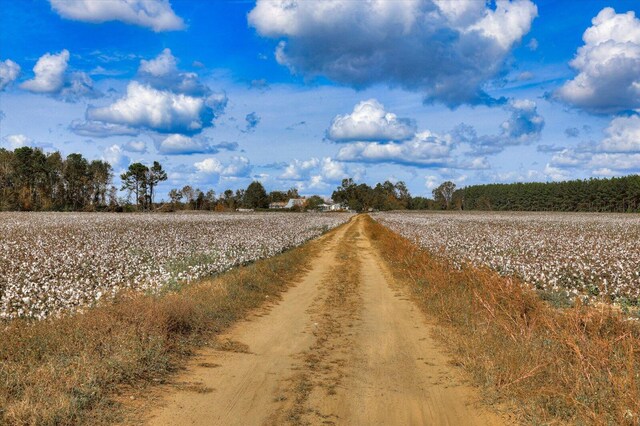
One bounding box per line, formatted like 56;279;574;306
365;215;640;425
0;224;335;425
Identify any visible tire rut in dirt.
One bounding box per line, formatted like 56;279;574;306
267;223;363;425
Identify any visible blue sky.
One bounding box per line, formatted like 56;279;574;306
1;0;639;199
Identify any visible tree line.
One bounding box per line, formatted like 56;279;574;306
166;183;325;211
457;175;640;213
2;147;639;213
0;147;115;211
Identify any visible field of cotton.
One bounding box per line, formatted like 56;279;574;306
0;212;352;320
372;211;640;303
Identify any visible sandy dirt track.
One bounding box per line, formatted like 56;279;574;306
144;216;505;426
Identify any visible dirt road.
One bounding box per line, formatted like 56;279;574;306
144;216;505;425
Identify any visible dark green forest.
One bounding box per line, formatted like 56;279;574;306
458;175;640;212
0;147;115;211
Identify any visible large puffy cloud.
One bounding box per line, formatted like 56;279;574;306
330;98;543;169
336;130;454;167
82;50;225;137
49;0;184;32
87;82;214;134
194;156;252;178
0;59;20;91
21;50;69;93
327;99;416;142
556;8;640;114
20;50;99;101
249;0;537;106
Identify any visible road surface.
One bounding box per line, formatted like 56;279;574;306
144;216;504;426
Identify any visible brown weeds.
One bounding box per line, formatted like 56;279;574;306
0;229;324;425
364;215;640;425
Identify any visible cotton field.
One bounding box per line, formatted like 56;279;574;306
372;212;640;302
0;212;352;320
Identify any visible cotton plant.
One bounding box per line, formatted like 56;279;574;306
0;212;353;320
372;212;640;303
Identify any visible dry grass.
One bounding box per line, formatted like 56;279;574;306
364;215;640;425
0;227;327;426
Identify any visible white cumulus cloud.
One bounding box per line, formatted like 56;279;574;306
0;59;20;91
549;114;640;175
194;156;252;177
123;140;148;153
278;156;353;189
157;134;212;155
280;158;320;180
589;153;640;172
102;144;130;169
327;99;416;142
138;48;210;96
336;130;453;167
87;82;213;134
249;0;537;106
599;115;640;152
556;7;640;114
3;134;33;150
21;50;69;93
49;0;184;32
20;50;99;101
139;48;178;76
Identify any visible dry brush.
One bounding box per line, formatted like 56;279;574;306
365;215;640;425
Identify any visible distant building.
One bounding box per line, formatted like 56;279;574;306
318;202;344;212
285;198;306;209
269;201;288;209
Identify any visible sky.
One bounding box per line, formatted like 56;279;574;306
1;0;639;199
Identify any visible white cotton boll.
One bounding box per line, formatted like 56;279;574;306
0;212;353;319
